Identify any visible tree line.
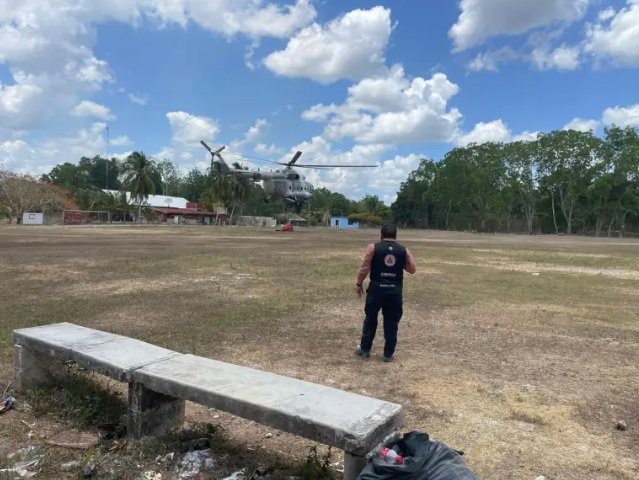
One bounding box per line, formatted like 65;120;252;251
3;125;637;233
392;126;639;236
1;151;392;224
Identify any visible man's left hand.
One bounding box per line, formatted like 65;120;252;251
356;284;363;298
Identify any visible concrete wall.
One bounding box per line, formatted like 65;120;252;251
237;216;277;227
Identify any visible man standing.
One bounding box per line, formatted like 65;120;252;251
355;224;416;362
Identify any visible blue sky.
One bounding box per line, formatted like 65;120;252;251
1;0;638;202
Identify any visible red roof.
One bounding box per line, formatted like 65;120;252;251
154;207;225;216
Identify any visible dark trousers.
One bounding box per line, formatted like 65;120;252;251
360;288;403;357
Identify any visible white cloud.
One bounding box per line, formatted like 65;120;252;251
110;135;132;147
0;139;37;173
264;6;391;83
166;111;219;146
450;0;590;51
245;119;269;143
585;0;639;67
254;143;283;156
512;131;540;142
187;0;317;39
302;66;462;144
290;136;419;203
127;93;147;106
467;47;518;71
456;119;511;146
0;0;315;133
602;104;639;127
71;101;115;121
157;111;220;167
563;117;600;131
531;44;581;70
598;7;616;22
0;122;129;174
456;119;538;146
227;118;269;154
0;82;43;126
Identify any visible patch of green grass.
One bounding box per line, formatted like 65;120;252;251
25;365;126;428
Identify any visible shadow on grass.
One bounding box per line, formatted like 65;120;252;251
25;363;126;429
21;364;338;480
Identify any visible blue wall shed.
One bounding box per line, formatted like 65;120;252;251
330;216;359;229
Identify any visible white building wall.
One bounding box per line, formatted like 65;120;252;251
22;212;44;225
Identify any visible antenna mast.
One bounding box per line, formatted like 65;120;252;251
105;125;110;190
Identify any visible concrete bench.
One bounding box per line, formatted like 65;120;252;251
13;323;403;479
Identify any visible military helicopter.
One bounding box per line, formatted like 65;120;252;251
201;141;377;212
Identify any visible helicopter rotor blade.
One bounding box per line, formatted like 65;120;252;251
200;140;213;154
294;164;378;168
287;151;303;167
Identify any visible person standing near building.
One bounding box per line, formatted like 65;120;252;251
355;224;416;362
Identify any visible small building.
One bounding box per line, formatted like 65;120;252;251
330;216;359;229
22;212;44;225
102;191;227;225
288;213;308;227
152;204;228;225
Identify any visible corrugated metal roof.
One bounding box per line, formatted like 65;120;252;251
102;190;189;209
154;207;225;216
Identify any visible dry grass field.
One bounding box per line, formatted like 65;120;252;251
1;225;638;479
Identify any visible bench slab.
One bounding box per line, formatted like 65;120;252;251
133;354;403;455
14;323;179;381
13;322;404;466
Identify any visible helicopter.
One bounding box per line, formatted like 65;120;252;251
201;141;377;212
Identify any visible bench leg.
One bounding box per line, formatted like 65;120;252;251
128;381;185;439
343;452;367;480
14;344;65;391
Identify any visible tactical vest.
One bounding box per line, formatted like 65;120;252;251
370;241;406;292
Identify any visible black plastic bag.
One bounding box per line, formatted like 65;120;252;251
358;431;479;480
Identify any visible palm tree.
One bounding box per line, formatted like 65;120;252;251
207;162;229;205
95;190;130;223
227;175;249;221
122;152;156;223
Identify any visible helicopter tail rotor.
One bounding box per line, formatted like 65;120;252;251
201;141;230;173
201;141;226;158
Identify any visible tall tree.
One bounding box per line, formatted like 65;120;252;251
537;130;603;234
121;152;156;222
0;172;75;223
42;162;90;193
78;156;121;190
504;140;538;234
603;126;639;236
179;168;208;202
157;159;180;196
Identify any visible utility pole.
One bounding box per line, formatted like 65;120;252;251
105;125;110;190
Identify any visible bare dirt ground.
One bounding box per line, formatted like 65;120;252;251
1;225;638;479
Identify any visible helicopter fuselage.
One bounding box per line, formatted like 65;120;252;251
230;167;314;209
200;142;323;213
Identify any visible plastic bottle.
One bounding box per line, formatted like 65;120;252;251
379;447;404;464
